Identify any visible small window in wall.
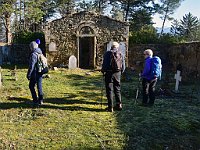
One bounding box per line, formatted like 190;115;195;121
49;42;57;51
80;26;94;35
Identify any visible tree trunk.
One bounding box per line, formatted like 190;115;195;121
160;2;170;35
125;0;130;21
5;14;12;44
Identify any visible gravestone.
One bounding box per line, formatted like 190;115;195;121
11;65;17;81
119;42;126;57
107;41;112;51
68;55;77;69
53;67;58;70
174;70;182;92
49;42;57;52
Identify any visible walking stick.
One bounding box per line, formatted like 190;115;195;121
100;73;105;109
135;73;142;104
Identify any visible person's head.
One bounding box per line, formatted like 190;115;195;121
36;39;40;45
144;49;153;58
112;41;119;49
29;41;38;51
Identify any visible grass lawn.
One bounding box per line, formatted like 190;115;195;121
0;66;200;150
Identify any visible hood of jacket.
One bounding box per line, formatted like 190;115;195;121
33;48;42;54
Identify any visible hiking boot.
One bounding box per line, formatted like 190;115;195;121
115;103;122;111
38;100;43;105
106;107;113;112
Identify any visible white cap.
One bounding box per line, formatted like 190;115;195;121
112;42;119;48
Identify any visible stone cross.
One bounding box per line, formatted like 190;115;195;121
174;70;182;92
68;55;77;69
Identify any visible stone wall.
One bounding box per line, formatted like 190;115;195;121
0;44;12;65
10;44;30;64
8;41;200;80
128;42;200;79
44;11;129;68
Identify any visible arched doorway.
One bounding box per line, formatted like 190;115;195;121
78;26;96;69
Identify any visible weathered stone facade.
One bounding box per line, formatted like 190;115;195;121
128;42;200;79
44;11;129;68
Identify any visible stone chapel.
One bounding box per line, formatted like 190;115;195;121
44;11;129;69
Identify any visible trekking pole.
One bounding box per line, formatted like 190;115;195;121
100;73;105;109
135;72;142;104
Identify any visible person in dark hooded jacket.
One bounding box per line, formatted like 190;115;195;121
27;41;44;106
101;41;125;112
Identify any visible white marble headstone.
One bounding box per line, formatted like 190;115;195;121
107;41;113;51
119;42;126;57
68;55;77;69
49;42;57;51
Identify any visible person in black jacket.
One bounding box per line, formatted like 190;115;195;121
27;41;44;106
101;42;125;112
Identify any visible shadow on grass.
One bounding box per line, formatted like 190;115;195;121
117;81;200;150
45;97;101;105
1;64;28;69
1;97;106;112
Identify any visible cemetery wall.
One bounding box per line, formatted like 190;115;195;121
10;44;30;64
0;44;12;65
128;42;200;80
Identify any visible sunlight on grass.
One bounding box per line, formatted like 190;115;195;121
0;66;200;149
0;67;126;149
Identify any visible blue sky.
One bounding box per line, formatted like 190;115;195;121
153;0;200;27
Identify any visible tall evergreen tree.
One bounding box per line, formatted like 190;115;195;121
170;19;180;35
179;12;199;41
130;8;153;31
0;0;16;43
110;0;155;21
157;0;184;35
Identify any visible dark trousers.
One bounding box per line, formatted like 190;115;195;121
105;71;122;108
29;74;43;103
142;78;157;104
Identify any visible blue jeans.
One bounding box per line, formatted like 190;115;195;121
29;74;43;103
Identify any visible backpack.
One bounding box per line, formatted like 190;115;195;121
110;50;122;72
36;53;49;74
150;56;162;80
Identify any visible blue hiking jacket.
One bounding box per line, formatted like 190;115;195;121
141;56;152;80
102;48;126;73
27;48;43;79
